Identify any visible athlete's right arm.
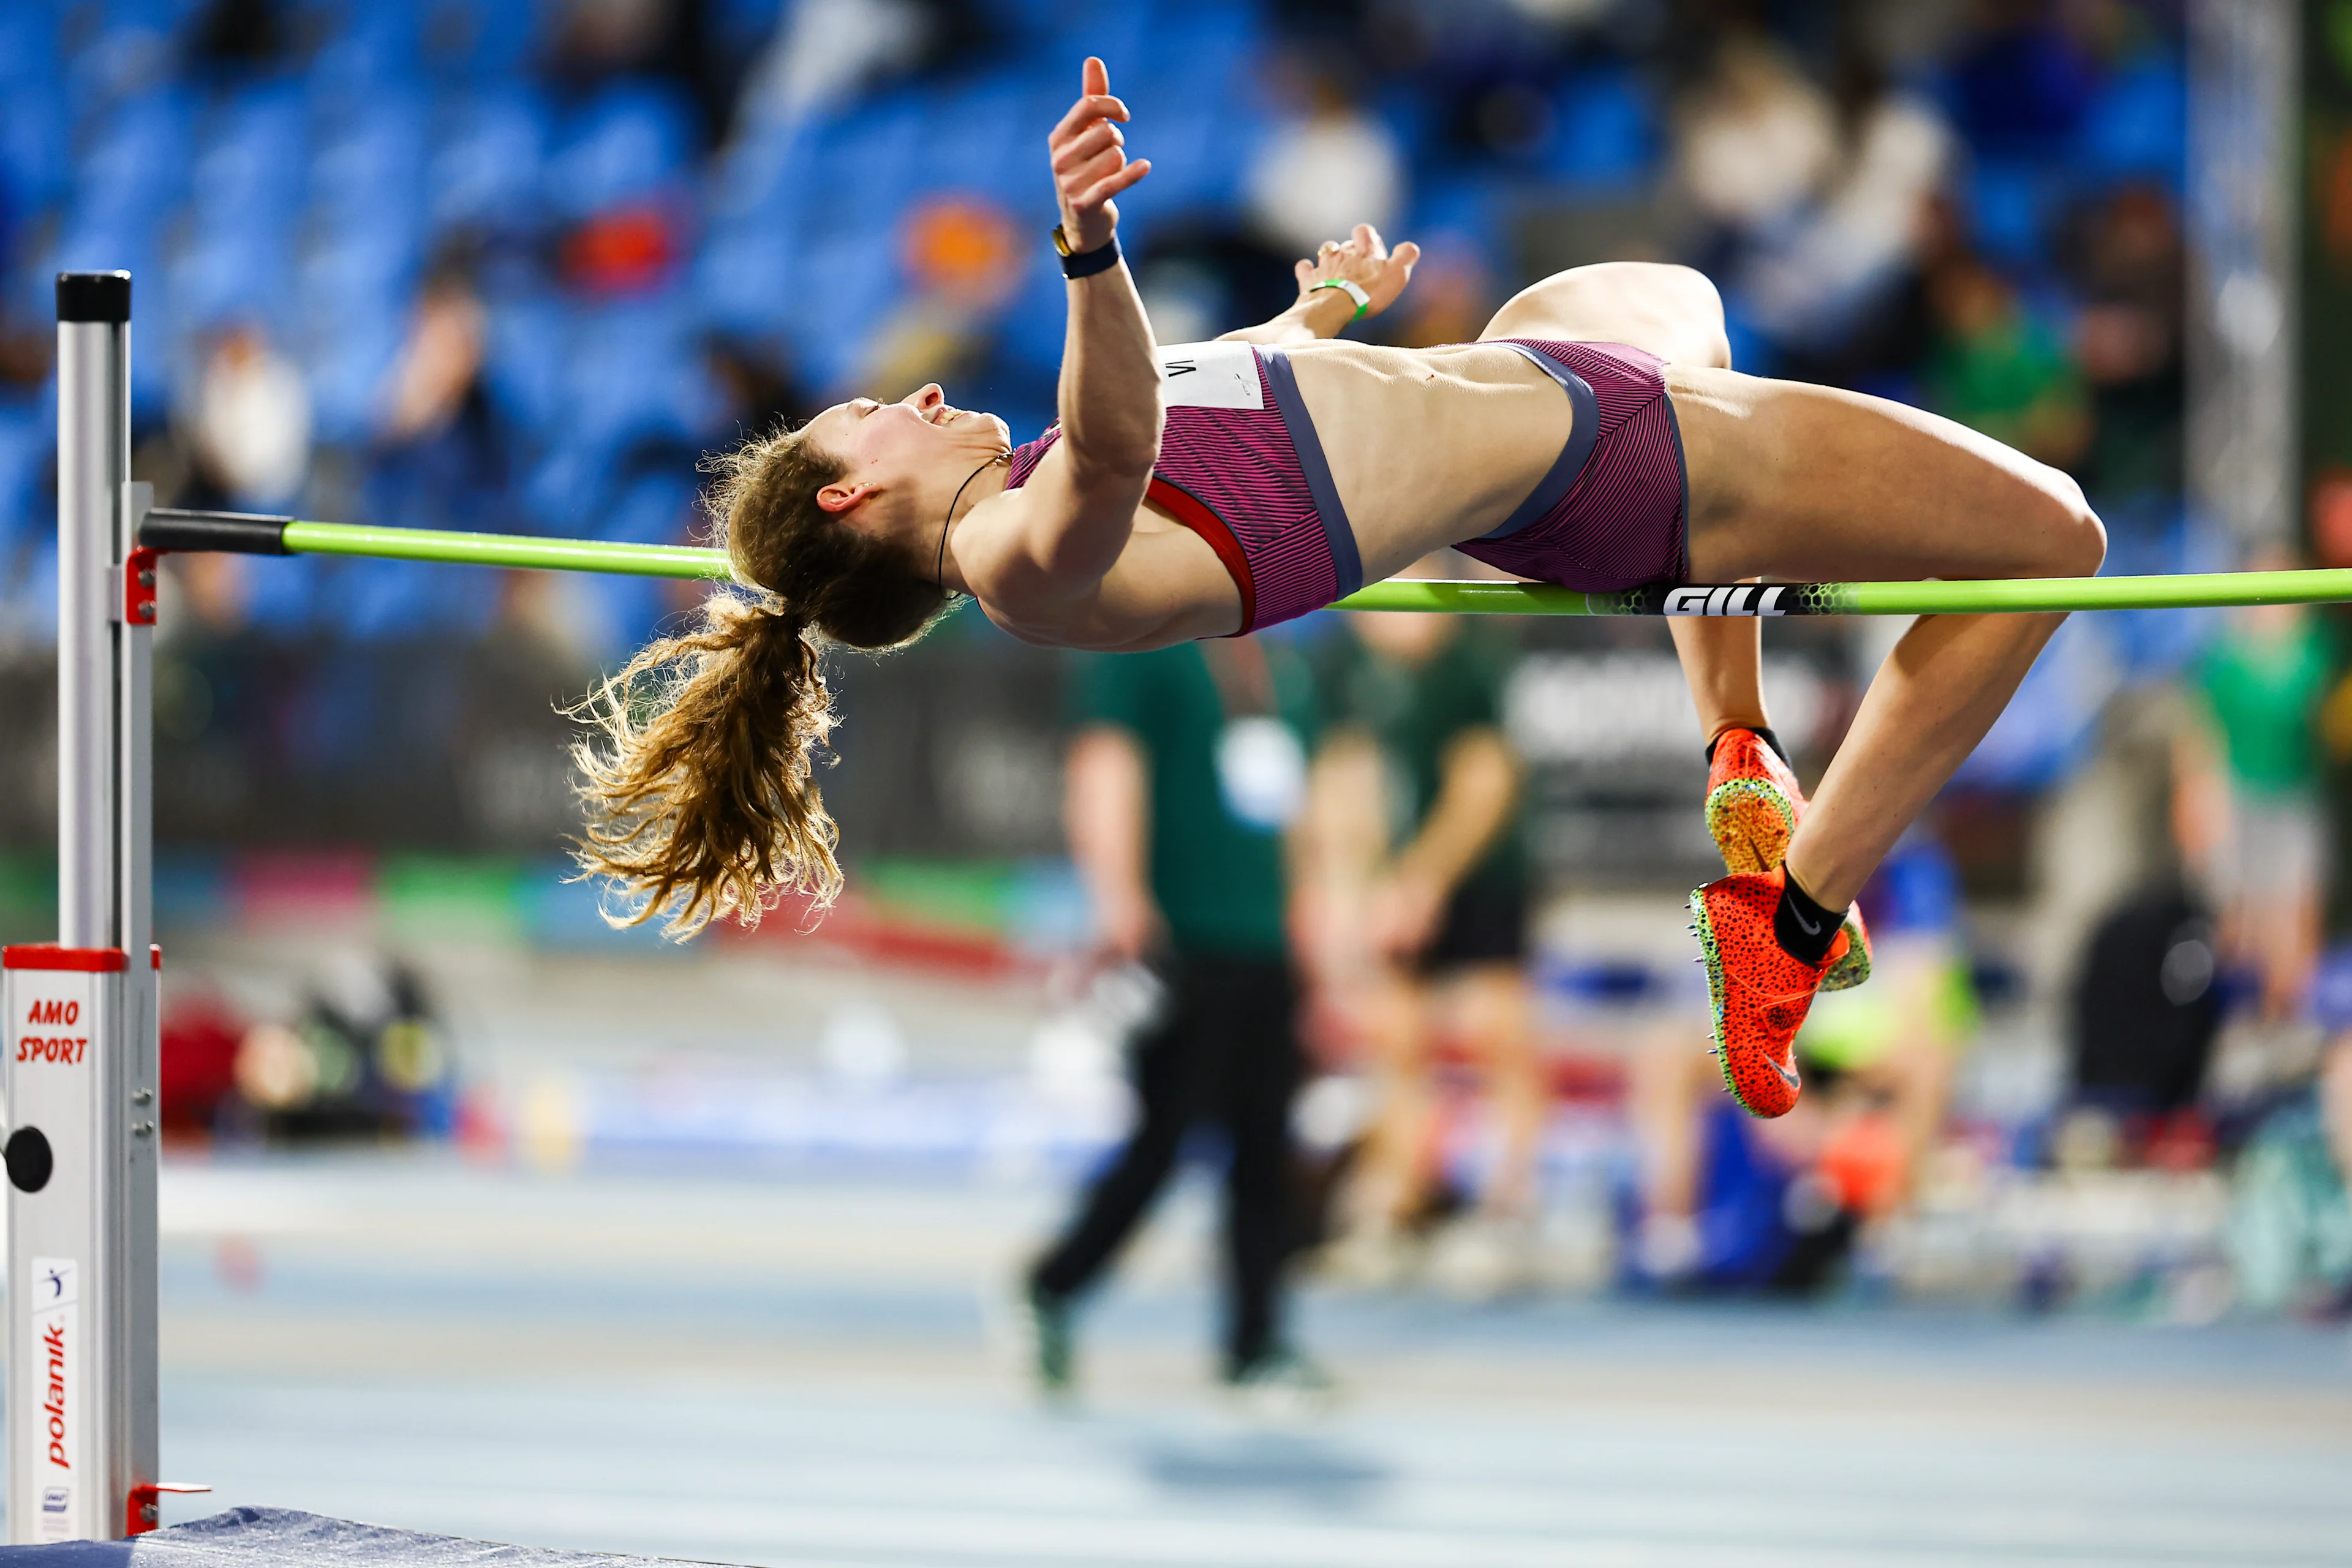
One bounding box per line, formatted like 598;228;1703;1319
987;59;1161;620
1218;224;1421;346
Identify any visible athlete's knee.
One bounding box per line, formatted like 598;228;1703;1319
2013;472;2107;582
2029;469;2105;578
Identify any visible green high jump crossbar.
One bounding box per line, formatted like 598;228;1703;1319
139;507;2352;617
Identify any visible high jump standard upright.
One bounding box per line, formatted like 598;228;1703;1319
3;271;169;1544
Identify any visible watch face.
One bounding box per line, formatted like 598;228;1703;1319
1052;225;1072;257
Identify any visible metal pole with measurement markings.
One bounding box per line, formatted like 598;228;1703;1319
5;272;166;1544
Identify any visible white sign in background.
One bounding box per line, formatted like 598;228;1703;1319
1504;652;1826;766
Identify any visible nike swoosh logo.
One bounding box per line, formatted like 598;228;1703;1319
1790;907;1822;937
1769;1057;1800;1090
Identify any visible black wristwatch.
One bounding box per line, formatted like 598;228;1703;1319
1052;225;1121;279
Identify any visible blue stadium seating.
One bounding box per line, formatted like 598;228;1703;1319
2077;53;2186;188
546;83;694;219
428;85;552;238
0;0;2201;673
1545;66;1659;193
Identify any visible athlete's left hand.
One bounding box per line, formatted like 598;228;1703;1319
1296;224;1421;318
1049;57;1151;255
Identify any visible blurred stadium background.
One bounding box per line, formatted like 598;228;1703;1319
2;0;2352;1561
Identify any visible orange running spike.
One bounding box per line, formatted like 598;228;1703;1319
1703;727;1872;992
1689;867;1847;1118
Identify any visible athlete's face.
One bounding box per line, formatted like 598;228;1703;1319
805;384;1010;538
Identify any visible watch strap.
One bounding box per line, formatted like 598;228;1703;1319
1054;227;1122;279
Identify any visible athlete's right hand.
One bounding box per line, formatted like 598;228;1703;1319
1049;57;1151;256
1296;224;1420;318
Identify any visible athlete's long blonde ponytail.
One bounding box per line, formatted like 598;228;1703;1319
572;424;952;935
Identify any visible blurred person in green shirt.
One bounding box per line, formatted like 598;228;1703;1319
1923;252;2091;472
1298;586;1540;1291
2183;568;2333;1022
1020;639;1329;1397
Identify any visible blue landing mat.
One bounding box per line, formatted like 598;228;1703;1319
0;1509;739;1565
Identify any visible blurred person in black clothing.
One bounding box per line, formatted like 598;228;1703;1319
1019;640;1329;1400
706;336;815;446
2060;184;2185;507
369;255;514;537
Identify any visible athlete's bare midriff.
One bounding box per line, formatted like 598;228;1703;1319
1278;339;1580;582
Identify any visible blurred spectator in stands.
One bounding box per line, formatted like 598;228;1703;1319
2322;1022;2352;1317
167;546;255;642
0;317;44;405
704;336;813;445
1387;239;1496;349
1021;640;1329;1402
562;202;686;298
1735;26;1953;374
1133;219;1310;353
1673;29;1838;241
1304;576;1540;1295
859;194;1023;401
1948;0;2098;159
1922;249;2090;470
2183;558;2334;1022
731;0;987;138
2062;184;2185;507
2237;576;2352;1316
185;323;312;512
382;260;490;448
160;987;247;1140
1246;64;1404;260
371;254;513;538
2229;959;2352;1315
189;0;291;78
546;0;744;147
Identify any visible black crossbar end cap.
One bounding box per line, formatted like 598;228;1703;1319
140;508;293;556
56;271;131;323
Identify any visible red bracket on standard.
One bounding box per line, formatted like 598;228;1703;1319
127;1482;211;1535
1;944;128;971
123;546;160;627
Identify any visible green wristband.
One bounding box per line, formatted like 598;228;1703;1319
1311;278;1371;320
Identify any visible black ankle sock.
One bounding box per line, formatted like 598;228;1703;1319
1704;725;1790;769
1773;870;1841;965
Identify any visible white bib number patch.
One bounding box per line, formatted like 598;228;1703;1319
1157;341;1264;411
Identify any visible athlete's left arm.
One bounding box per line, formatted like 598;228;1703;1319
1219;223;1420;345
983;59;1161;619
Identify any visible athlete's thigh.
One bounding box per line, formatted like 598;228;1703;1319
1676;369;2103;583
1478;261;1730;367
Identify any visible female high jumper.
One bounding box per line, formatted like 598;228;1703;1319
577;59;2104;1119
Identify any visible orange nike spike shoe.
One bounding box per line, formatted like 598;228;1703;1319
1689;867;1849;1119
1703;728;1872;993
1705;728;1805;875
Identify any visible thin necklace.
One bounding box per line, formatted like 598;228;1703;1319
936;454;1005;593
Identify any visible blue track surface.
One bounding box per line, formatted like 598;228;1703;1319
13;1155;2351;1566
